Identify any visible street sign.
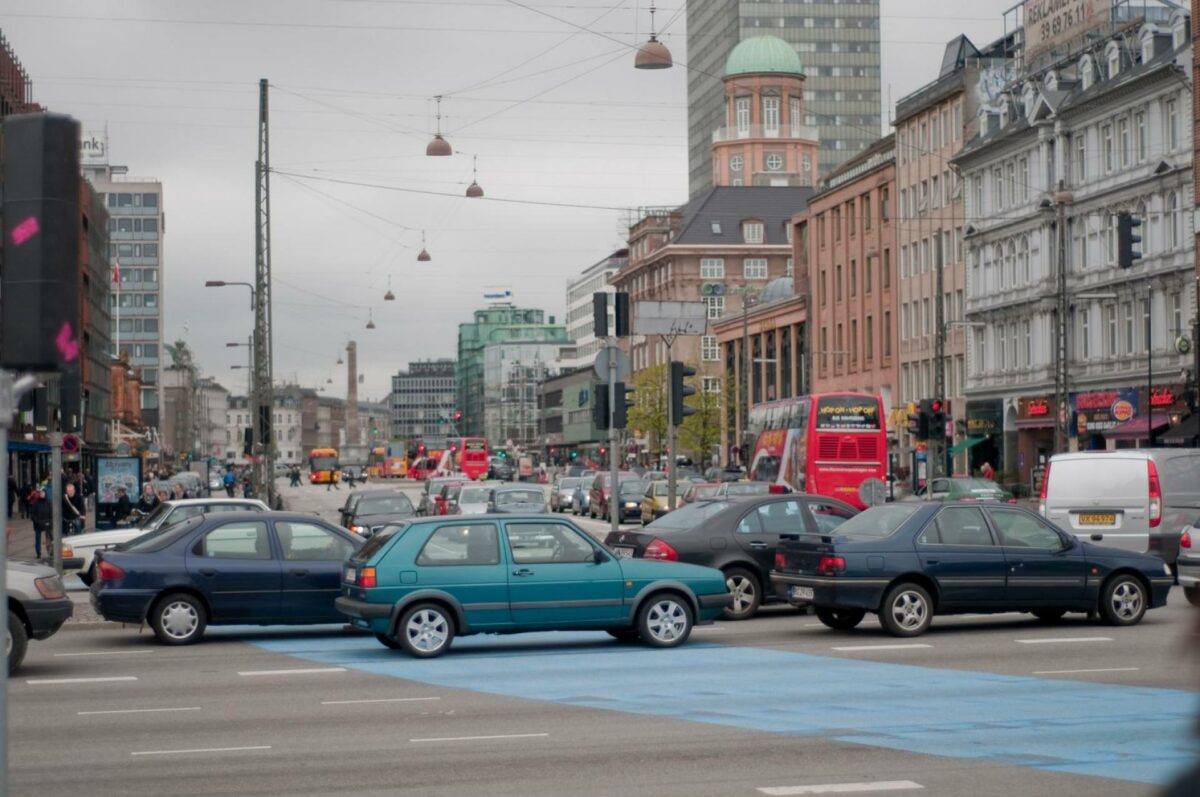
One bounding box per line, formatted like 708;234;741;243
632;301;708;336
859;477;887;508
593;348;631;382
61;433;80;453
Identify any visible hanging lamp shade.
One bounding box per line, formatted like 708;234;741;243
635;5;672;69
326;377;332;384
417;230;432;262
426;96;452;156
384;275;396;301
465;155;484;197
337;355;344;365
366;309;377;330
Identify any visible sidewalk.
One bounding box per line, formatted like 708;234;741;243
7;513;108;626
6;515;41;562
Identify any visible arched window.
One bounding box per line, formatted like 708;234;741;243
1079;55;1095;90
1167;192;1180;249
1005;241;1016;289
1105;42;1121;78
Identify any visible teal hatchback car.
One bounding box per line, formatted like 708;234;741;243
335;516;732;657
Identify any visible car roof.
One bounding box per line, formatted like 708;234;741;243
194;510;335;523
163;498;267;507
353;488;408;497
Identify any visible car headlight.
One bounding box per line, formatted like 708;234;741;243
626;502;638;508
350;525;365;535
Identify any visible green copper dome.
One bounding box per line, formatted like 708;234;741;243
724;36;804;77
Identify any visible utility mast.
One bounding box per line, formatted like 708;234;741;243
255;78;276;505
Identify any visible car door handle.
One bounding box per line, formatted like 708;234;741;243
749;541;768;549
198;568;219;577
289;568;309;576
512;568;534;577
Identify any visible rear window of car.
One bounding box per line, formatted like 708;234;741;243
647;500;733;529
1048;457;1147;501
354;523;409;561
459;487;491;503
830;504;919;539
356;495;414;515
495;490;543;506
118;515;205;553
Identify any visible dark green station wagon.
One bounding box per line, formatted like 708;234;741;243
336;516;732;657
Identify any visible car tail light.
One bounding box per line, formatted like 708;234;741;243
774;551;787;570
97;560;126;582
1148;460;1162;529
768;484;791;494
1182;529;1193;549
358;566;377;588
1038;461;1051;517
644;539;678;561
818;555;846;576
34;576;65;600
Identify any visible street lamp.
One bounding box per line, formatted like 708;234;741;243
1053;291;1118;453
205;280;254;310
731;286;760;468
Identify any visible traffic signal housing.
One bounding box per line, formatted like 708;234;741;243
924;399;947;439
592;385;610;431
670;362;697;426
1117;212;1142;269
613;382;635;430
614;292;630;337
905;402;927;441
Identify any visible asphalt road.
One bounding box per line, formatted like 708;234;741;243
8;478;1198;797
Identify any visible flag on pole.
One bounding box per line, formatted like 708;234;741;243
111;254;120;285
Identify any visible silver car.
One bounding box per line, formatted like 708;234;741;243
551;478;582;513
490;487;548;514
451;484;494;515
8;561;72;674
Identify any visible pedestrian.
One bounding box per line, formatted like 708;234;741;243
172;482;186;501
346;469;357;489
28;487;52;560
156;488;170;504
326;473;339;491
136;483;159;514
62;481;86;537
980;461;995;481
114;486;133;524
223;467;236;498
241;479;254;499
289;466;301;488
7;474;16;519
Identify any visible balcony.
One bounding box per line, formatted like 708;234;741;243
712;124;819;143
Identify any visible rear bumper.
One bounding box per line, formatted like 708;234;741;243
698;592;733;609
1177;555;1200;588
90;586;158;624
23;598;74;639
334;596;392;620
769;572;889;612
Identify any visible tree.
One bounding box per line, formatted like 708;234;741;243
680;370;722;466
627;363;668;459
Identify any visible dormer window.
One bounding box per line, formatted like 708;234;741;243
1080;55;1095;90
742;221;764;244
1044;70;1058;91
1105;42;1121;78
711;221;722;235
1172;13;1186;49
1141;29;1156;63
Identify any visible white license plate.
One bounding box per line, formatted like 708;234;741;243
789;586;814;601
613;547;634;559
344;567;356;583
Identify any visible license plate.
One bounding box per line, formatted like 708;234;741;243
613;547;634;559
789;586;814;601
1078;513;1116;526
344;567;356;583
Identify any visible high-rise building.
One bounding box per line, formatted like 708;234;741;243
686;0;881;196
83;144;165;430
559;249;627;372
391;359;457;443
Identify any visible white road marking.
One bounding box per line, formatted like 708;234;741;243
1015;636;1113;645
54;649;155;657
25;676;138;685
321;697;441;705
832;644;932;652
409;733;549;744
1032;667;1140;675
79;706;201;716
237;667;347;677
759;781;924;795
692;626;726;632
131;745;271;757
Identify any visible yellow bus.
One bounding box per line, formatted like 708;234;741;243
308;447;340;484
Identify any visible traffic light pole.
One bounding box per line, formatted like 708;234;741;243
933;234;946;481
608;336;619;538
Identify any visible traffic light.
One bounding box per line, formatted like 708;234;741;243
613;382;635;429
1;113;82;371
242;427;253;456
592;292;608;338
924;399;947;439
906;402;928;441
592;385;610;431
258;404;272;448
454;411;463;421
614;292;630;337
1117;212;1142;269
570;451;578;459
670;362;697;426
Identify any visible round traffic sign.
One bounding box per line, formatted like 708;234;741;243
858;477;887;508
62;433;81;454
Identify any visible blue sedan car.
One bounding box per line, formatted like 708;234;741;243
335;516;732;657
770;502;1174;637
90;512;363;644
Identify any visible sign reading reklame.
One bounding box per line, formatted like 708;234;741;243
1024;0;1105;59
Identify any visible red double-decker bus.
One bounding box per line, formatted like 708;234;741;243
450;437;489;480
747;392;887;509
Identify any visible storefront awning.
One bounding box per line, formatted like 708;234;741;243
1102;414;1171;441
5;439;50;453
948;436;987;457
1161;414;1200;444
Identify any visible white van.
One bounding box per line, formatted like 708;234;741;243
1040;450;1200;568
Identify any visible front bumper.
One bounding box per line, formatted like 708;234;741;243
1149;576;1175;607
23;598;74;639
698;592;733;609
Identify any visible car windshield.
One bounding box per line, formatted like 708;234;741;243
619;482;646;497
956;479;1005;493
356;495;414;515
459;487;491;503
559;478;580;489
137;502;173;531
495;490;542;506
831;504;919;539
726;482;770;496
647;500;733;529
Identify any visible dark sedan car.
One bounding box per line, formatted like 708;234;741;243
490;487;548;514
345;490;416;536
609;480;648;523
604;494;858;620
770;502;1175;637
90;512;364;644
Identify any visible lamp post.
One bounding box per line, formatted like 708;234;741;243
1055;291;1118;454
732;286;760;468
937;320;985;479
207;281;265;497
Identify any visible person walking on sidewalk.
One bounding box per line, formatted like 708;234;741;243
62;481;86;536
223;467;236;498
7;474;16;519
28;487;52;560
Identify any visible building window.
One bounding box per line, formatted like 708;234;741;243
785;258;793;277
1166;98;1179;150
835;265;843;301
849;260;857;296
1079;307;1090;360
729;155;743;173
884;311;892;357
700;258;725;278
789;96;801;132
1102;124;1114;173
882;249;891;288
735;97;750;133
865;316;874;361
900;245;908;279
880;187;890;221
763;96;780;133
742;221;764;244
1105;304;1118;357
702;376;721;394
1075;133;1086;183
701;335;719;362
864;257;872;294
1118;117;1130;168
819;272;827;305
1142;296;1152;353
743;258;768;279
1023;320;1032;367
765;153;784;171
1123;301;1135;354
1167;192;1180;248
704;296;725;319
1171;292;1183;343
1135;110;1147;161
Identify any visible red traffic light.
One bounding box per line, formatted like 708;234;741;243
930;400;942;412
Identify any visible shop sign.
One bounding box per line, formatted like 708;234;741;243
1071;388;1139;435
1024;0;1106;60
966;400;1002;435
1017;397;1054;421
1150;387;1178;408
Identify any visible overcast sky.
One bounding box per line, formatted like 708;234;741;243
0;0;1018;402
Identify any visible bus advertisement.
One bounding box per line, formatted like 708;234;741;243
451;438;489;480
308;447;340;484
747;393;886;509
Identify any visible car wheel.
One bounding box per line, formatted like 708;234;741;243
397;603;454;658
722;568;761;620
149;593;207;645
815;607;866;630
879;582;933;637
1185;586;1200;608
375;632;403;650
1100;574;1147;626
7;610;28;675
606;627;640;642
1031;609;1067;622
637;593;693;648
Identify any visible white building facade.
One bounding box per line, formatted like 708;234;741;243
559;249;626;372
955;7;1195;486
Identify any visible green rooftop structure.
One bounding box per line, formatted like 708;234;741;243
724;35;804;77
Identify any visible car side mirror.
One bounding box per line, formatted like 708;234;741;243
593;548;608;565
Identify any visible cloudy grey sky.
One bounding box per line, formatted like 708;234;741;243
1;0;1017;401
